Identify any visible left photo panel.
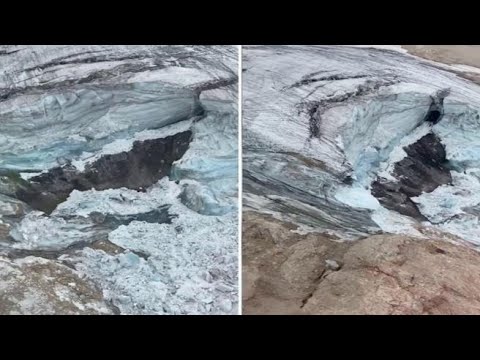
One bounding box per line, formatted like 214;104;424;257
0;45;239;315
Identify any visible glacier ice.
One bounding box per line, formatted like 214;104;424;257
0;45;238;314
171;101;238;216
0;83;201;171
61;179;238;315
243;45;480;246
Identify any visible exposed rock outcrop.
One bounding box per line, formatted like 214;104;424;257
243;212;480;315
304;234;480;315
372;133;452;220
0;256;113;315
15;131;192;213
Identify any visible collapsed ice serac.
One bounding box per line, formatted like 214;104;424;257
243;45;480;245
0;45;238;315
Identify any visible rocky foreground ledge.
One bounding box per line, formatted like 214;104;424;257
0;256;114;315
243;212;480;315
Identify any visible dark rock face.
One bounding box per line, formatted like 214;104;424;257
15;131;192;213
372;133;452;220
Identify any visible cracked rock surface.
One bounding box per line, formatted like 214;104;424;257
243;212;480;315
0;256;113;315
304;234;480;315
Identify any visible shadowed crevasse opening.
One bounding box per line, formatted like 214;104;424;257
425;110;441;124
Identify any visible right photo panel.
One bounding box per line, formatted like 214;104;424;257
242;45;480;315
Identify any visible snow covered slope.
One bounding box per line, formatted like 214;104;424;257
243;45;480;245
0;45;238;314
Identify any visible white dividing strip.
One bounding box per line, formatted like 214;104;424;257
237;44;243;315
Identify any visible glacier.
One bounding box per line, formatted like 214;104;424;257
0;45;238;314
243;45;480;246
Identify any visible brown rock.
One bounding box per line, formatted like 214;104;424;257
304;235;480;315
0;256;113;315
242;212;349;314
90;239;125;255
242;265;260;301
279;239;327;293
243;211;480;315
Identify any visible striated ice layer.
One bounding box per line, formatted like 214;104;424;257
0;84;200;171
0;45;238;173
